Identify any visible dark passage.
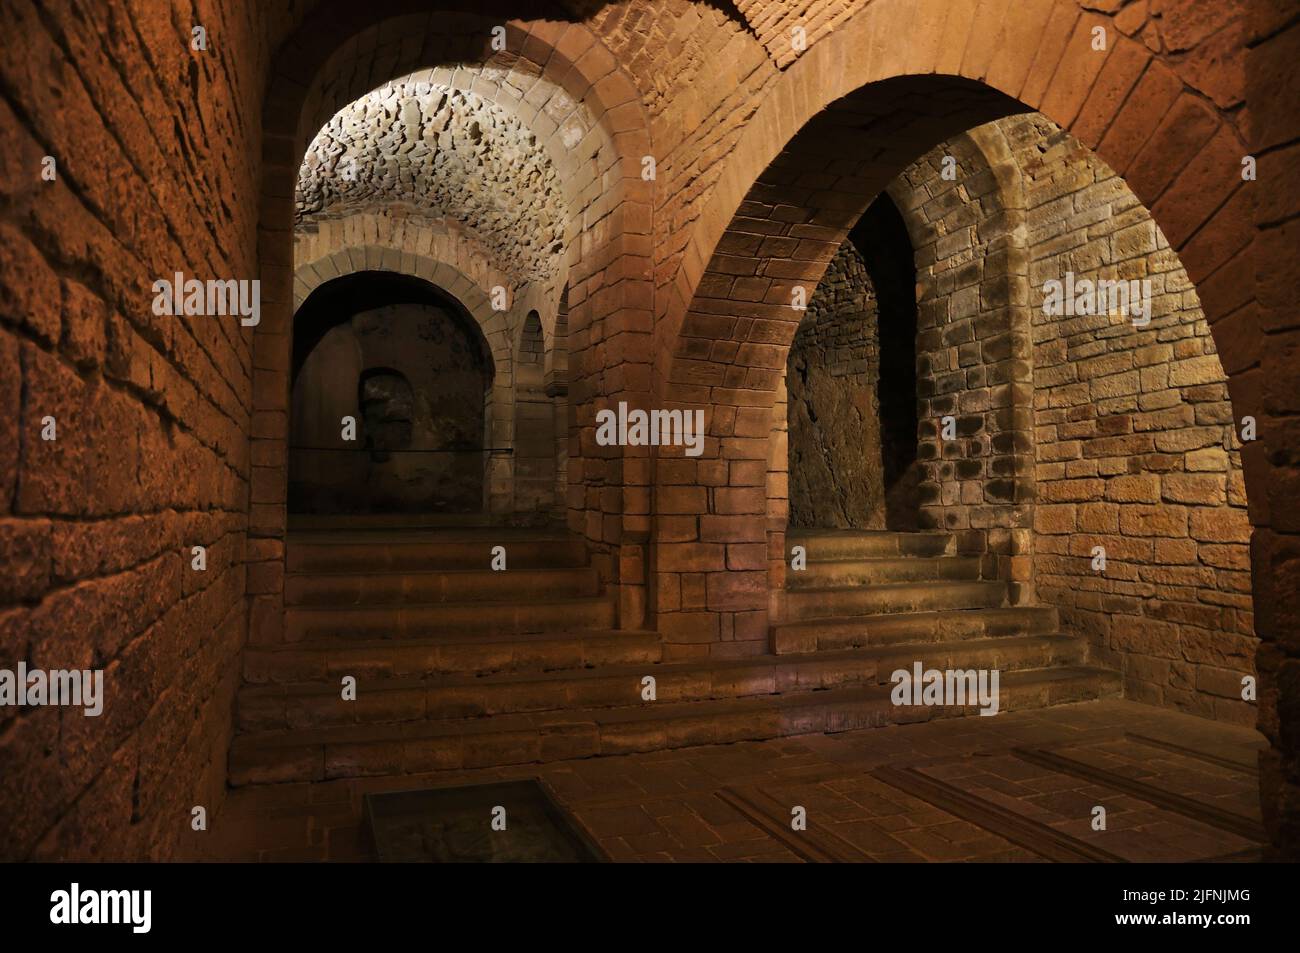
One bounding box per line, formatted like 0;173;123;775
289;271;494;514
787;192;920;530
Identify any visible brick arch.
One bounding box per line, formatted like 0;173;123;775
249;0;655;639
261;3;653;416
292;247;517;512
762;121;1037;625
651;7;1258;629
647;73;1025;655
660;1;1252;395
652;0;1284;846
293;246;513;382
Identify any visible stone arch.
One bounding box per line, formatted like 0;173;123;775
648;0;1278;845
292;249;514;515
513;308;545;365
294;239;513;375
511;310;559;516
650;6;1256;644
251;1;656;636
296;206;519;305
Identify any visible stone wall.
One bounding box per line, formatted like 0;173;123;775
888;127;1036;601
0;0;296;859
289;300;491;514
784;241;884;529
1008;113;1256;725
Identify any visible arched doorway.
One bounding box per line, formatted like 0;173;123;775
288;270;494;515
784;192;920;533
652;70;1261;758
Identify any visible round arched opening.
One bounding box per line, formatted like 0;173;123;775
289;270;494;515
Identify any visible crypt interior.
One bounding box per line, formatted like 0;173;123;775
0;0;1297;863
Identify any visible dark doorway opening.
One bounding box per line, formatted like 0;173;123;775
289;271;494;515
786;192;920;530
855;194;920;530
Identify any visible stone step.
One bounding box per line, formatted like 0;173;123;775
244;629;663;683
786;530;954;560
783;580;1007;621
284;566;601;607
286;534;589;573
283;595;617;641
788;556;982;588
772;606;1059;654
228;665;1121;784
235;635;1086;732
288;513;496;530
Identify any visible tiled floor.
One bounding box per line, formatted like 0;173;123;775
202;699;1266;862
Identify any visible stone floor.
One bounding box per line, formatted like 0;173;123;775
203;699;1266;863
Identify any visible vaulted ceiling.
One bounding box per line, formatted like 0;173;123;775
295;79;571;283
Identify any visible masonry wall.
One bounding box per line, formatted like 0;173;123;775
289;301;491;515
888;129;1036;601
513;312;561;519
1008;114;1256;725
784;242;885;529
0;2;293;858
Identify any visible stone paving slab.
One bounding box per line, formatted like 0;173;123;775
203;699;1266;863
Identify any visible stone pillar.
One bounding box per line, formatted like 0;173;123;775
486;448;513;519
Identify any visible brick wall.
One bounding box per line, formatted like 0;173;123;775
1246;0;1300;857
0;0;296;859
1009;113;1256;725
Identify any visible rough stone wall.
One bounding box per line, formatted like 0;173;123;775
784;241;885;529
888;129;1036;600
0;0;298;859
1009;113;1256;725
289;302;490;514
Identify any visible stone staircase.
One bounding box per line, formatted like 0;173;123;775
776;529;1059;652
229;526;1119;785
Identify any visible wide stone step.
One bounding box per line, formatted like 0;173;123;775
284;566;601;607
228;665;1121;784
773;606;1059;654
284;595;617;641
244;629;662;683
788;556;982;588
235;635;1085;732
783;580;1007;621
287;513;496;530
286;534;588;573
787;530;954;560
